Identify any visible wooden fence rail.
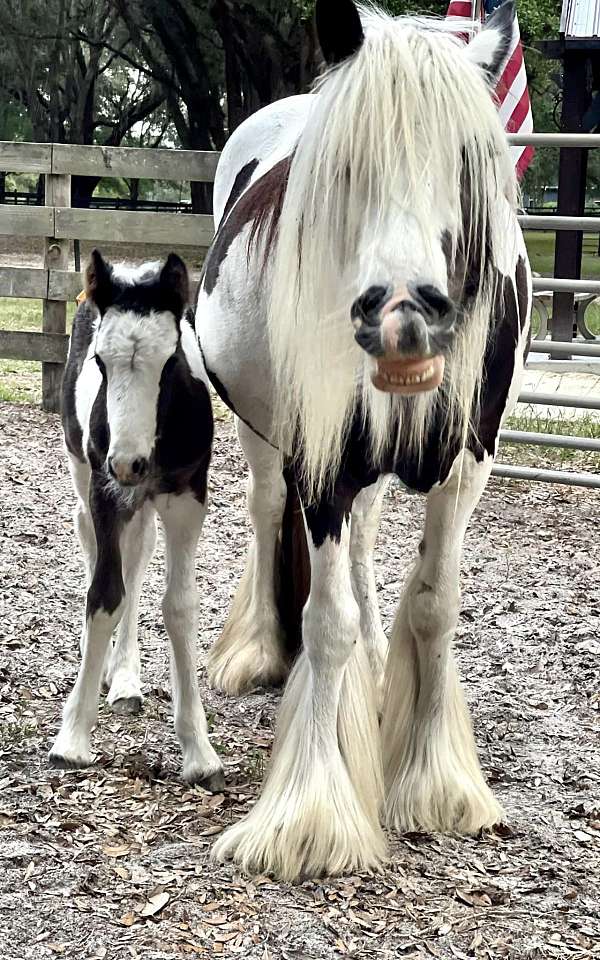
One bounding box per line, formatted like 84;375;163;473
0;140;219;412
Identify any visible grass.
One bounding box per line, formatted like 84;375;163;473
0;298;75;404
525;231;600;336
500;411;599;471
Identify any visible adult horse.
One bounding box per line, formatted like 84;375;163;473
197;0;531;880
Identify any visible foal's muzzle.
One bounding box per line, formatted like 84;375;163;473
107;455;150;486
351;284;455;395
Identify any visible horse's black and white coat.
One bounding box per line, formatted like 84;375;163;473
196;0;532;879
50;251;224;790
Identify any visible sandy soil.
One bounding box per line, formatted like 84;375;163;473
0;402;599;960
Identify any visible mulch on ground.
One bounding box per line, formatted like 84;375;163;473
0;402;598;960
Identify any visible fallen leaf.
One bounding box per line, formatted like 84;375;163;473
140;892;170;917
102;843;131;858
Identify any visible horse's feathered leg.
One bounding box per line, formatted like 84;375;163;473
212;492;385;881
382;450;503;835
105;503;156;715
207;419;289;695
156;491;224;789
349;477;390;706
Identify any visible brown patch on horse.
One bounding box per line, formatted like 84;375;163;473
202;157;292;296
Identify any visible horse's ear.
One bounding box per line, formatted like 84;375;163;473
316;0;364;66
160;253;189;314
464;0;515;85
86;249;114;313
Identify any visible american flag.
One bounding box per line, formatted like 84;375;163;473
446;0;534;178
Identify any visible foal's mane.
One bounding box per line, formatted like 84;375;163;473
264;8;517;496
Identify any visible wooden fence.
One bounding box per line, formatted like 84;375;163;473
0;141;219;412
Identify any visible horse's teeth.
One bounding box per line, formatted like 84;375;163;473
381;362;436;387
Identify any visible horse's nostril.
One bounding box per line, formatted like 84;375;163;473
352;285;391;320
131;457;148;477
414;284;454;319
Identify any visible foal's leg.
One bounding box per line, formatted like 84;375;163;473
105;503;157;714
50;477;129;768
350;477;390;700
212;490;385;880
156;491;224;788
382;451;502;834
207;418;288;695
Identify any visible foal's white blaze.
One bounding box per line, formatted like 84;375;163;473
95;309;178;471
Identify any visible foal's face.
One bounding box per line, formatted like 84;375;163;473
87;251;188;485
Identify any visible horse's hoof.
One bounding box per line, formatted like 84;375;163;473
186;766;226;792
111;696;143;716
48;750;90;770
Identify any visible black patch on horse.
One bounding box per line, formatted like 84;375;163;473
87;379;110;471
155;346;213;504
222;159;259;222
62;301;96;462
86;472;131;619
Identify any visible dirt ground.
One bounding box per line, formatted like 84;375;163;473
0;401;599;960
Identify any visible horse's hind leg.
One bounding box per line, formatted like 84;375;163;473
207;418;288;695
50;477;128;768
156;491;224;789
212;487;385;880
350;477;390;702
382;451;502;835
105;503;157;715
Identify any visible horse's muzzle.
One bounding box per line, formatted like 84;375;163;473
351;284;455;395
107;454;150;486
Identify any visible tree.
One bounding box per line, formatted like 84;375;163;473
0;0;166;206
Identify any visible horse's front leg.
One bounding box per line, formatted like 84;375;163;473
50;477;128;768
213;487;385;880
350;477;390;702
382;451;502;834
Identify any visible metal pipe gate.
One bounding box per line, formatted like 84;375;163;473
492;133;600;490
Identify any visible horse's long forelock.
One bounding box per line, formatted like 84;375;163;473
264;9;517;498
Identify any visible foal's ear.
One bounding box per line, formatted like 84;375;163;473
316;0;364;66
464;0;515;86
160;253;190;315
86;249;114;313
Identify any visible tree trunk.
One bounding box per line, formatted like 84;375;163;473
71;175;98;209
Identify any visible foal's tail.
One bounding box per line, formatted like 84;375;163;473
276;469;310;657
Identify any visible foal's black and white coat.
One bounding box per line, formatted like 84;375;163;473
196;0;532;879
50;251;223;789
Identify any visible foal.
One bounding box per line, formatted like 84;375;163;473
50;251;223;789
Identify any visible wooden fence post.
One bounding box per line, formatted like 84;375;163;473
42;160;71;413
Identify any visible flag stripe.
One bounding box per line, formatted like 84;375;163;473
495;40;523;107
445;1;534;178
498;60;528;126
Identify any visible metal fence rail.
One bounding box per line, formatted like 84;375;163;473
492;464;600;489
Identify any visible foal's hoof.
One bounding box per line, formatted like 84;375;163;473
186;766;226;792
111;696;143;716
48;750;90;770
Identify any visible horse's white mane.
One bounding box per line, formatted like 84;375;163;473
267;7;517;497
